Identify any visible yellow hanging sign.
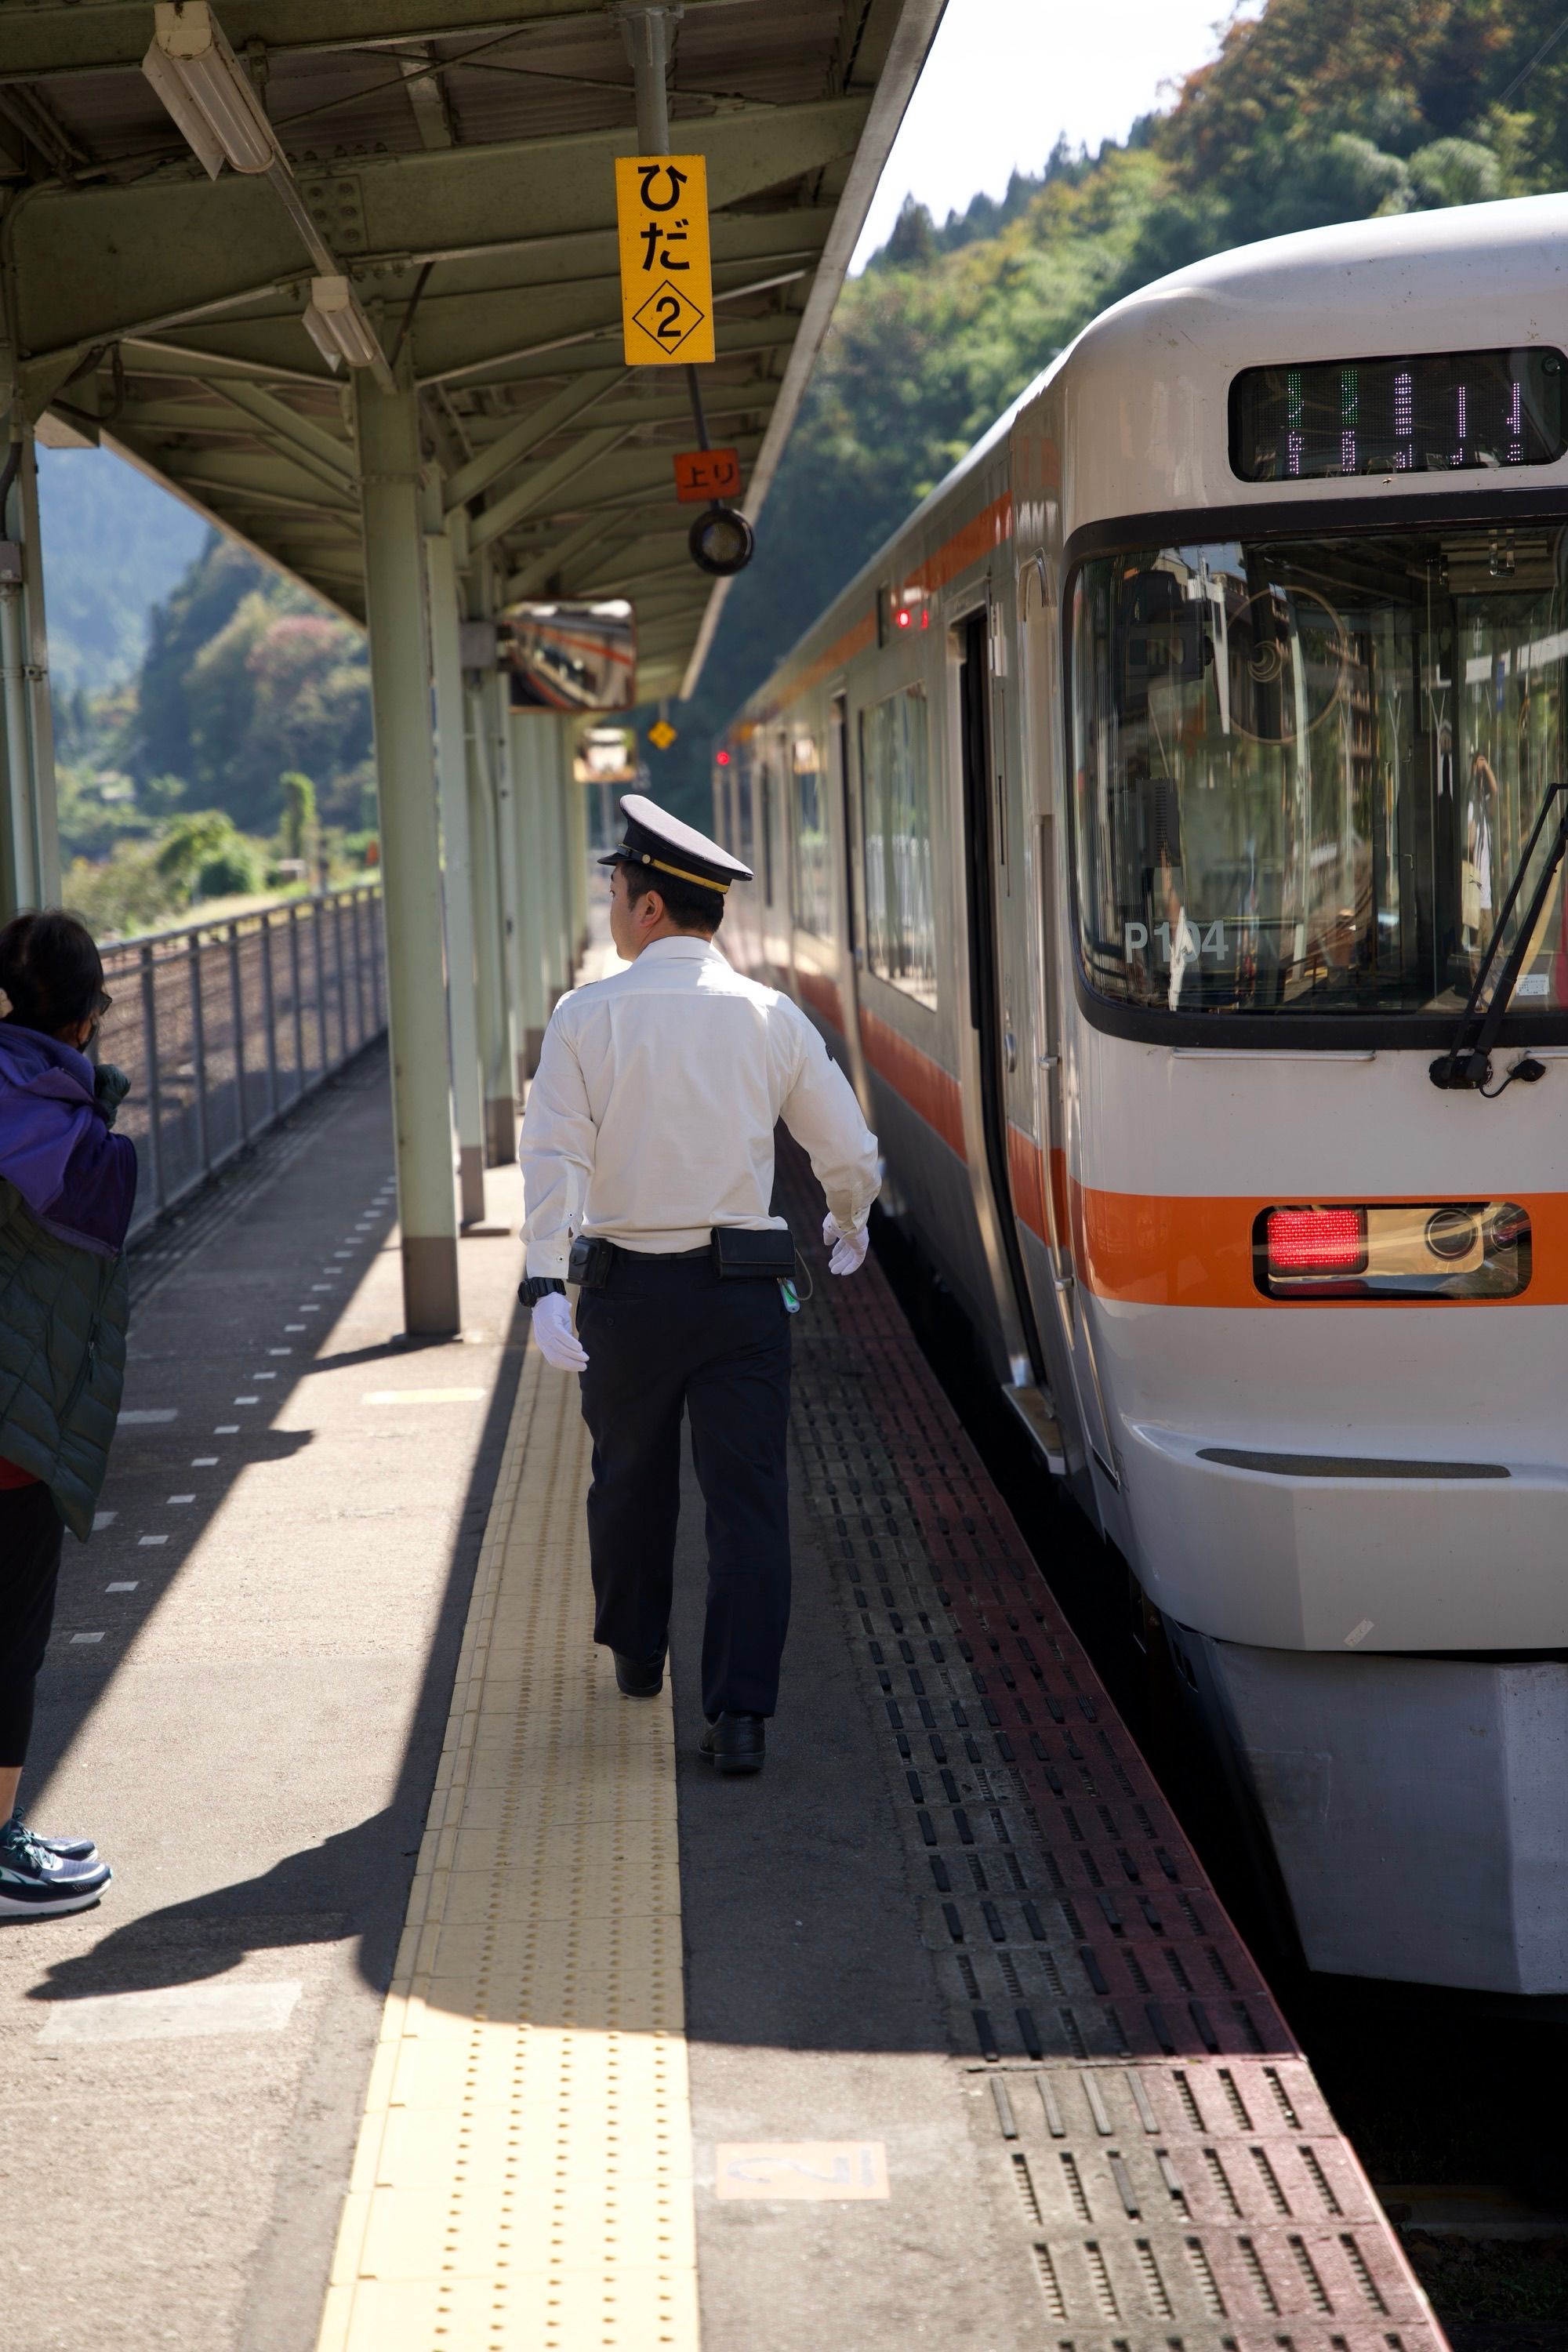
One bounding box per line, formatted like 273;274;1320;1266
615;154;715;366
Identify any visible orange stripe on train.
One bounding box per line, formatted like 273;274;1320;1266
860;1009;964;1159
857;1017;1568;1310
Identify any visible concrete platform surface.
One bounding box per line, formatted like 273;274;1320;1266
0;1053;528;2352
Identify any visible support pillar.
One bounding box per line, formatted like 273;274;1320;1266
538;716;571;1001
354;367;460;1335
565;726;589;964
0;424;60;920
465;678;515;1165
495;681;542;1088
509;709;551;1072
424;524;486;1226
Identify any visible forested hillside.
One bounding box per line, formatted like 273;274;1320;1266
37;445;205;695
646;0;1568;818
53;529;374;938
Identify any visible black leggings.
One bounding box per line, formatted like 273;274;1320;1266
0;1483;65;1769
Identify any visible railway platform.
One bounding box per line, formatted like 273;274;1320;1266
0;1051;1445;2352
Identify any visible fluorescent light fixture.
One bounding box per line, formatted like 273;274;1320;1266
142;2;278;177
303;276;383;372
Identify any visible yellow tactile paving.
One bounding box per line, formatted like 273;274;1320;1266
316;1354;699;2352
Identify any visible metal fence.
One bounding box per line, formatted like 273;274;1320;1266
97;884;386;1243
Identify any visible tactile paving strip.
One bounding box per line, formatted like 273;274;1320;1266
316;1353;699;2352
779;1142;1446;2352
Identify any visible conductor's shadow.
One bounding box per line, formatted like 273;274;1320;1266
23;1807;408;2002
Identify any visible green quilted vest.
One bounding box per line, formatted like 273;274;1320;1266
0;1177;129;1540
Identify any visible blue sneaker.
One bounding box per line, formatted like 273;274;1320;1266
4;1816;97;1863
0;1817;112;1916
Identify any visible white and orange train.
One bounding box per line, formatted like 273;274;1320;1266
716;194;1568;1999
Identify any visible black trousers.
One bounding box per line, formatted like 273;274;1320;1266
0;1483;65;1770
575;1254;792;1720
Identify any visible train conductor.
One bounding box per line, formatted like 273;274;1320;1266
518;793;880;1776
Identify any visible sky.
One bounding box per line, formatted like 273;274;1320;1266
851;0;1265;270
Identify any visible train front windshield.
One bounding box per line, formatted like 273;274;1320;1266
1069;526;1568;1020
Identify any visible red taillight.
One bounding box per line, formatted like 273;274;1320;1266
716;749;731;766
1266;1207;1367;1273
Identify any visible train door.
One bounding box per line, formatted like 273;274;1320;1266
832;688;874;1111
1018;556;1117;1505
957;608;1048;1398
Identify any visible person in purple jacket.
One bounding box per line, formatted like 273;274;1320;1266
0;909;137;1915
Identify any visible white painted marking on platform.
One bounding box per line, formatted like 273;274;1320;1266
191;1457;219;1468
234;1396;260;1406
285;1324;306;1333
251;1371;277;1381
167;1494;195;1505
310;1283;333;1292
364;1388;486;1406
715;2143;889;2200
298;1305;321;1313
93;1511;116;1530
333;1250;353;1258
37;1981;303;2045
139;1534;168;1548
214;1425;239;1435
70;1632;104;1646
118;1409;176;1425
268;1348;292;1356
107;1582;138;1593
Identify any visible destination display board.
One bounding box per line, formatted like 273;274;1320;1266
1230;347;1566;480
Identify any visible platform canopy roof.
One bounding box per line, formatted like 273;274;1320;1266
0;0;939;699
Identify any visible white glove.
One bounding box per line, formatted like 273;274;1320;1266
822;1213;869;1278
532;1290;588;1372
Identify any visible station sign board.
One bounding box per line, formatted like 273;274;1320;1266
615;154;716;365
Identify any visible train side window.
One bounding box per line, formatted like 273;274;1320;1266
737;764;754;875
760;766;775;904
791;728;833;936
860;684;937;1007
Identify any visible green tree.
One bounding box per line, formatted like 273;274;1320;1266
154;809;260;903
280;771;317;864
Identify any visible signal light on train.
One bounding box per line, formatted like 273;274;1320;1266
1265;1207;1367;1275
716;749;731;766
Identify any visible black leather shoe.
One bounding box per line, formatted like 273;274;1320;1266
613;1650;665;1697
699;1713;765;1776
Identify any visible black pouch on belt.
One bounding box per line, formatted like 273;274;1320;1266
568;1235;615;1290
710;1225;796;1280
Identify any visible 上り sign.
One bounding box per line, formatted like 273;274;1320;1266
615;154;715;365
673;448;741;503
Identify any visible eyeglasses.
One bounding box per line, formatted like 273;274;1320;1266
93;990;112;1021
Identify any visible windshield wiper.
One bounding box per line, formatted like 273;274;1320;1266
1430;778;1568;1091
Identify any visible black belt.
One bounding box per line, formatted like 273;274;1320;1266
569;1229;793;1290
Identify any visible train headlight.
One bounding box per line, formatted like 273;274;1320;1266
1254;1202;1531;1300
1425;1207;1477;1261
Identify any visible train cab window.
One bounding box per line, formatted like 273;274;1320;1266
792;729;834;938
1069;528;1568;1030
859;684;937;1007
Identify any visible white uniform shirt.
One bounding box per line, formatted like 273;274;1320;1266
519;936;880;1277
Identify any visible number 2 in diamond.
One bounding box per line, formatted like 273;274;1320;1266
632;278;707;354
